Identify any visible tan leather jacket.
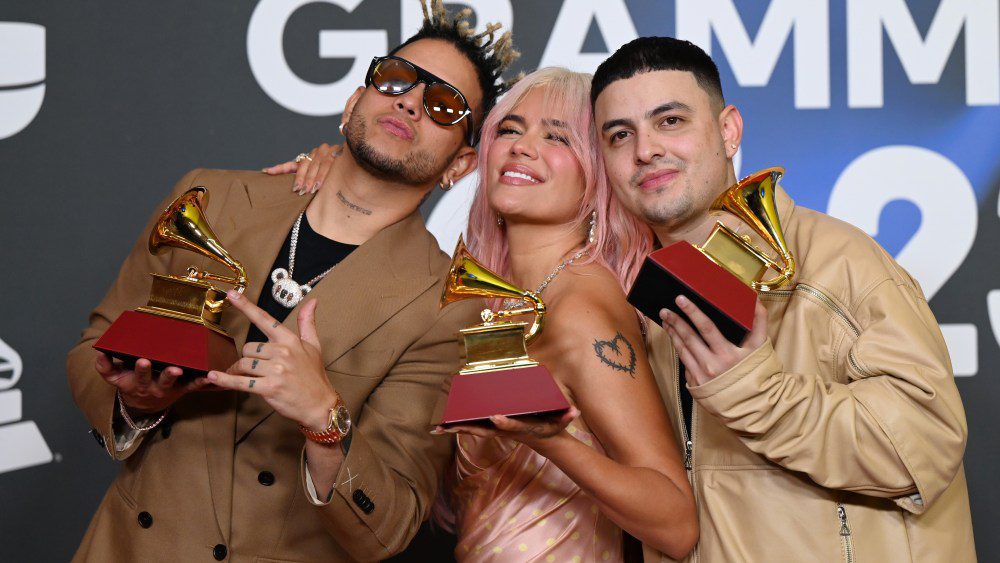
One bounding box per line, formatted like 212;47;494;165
645;188;975;562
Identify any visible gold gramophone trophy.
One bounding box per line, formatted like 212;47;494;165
627;167;795;343
94;187;248;375
437;237;571;426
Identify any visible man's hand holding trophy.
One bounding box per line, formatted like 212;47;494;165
94;187;248;414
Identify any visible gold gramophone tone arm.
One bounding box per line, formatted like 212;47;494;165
184;267;248;294
493;299;547;343
755;254;796;292
710;166;797;292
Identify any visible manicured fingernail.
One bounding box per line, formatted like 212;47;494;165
207;371;218;381
293;182;302;191
261;167;269;173
312;182;321;192
227;290;241;301
677;295;689;306
430;427;443;435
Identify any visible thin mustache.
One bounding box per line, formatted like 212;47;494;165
631;159;685;186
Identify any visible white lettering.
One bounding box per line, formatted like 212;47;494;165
538;0;638;73
0;337;52;473
0;23;45;139
848;0;1000;107
676;0;830;109
828;145;979;375
248;0;386;116
426;173;478;253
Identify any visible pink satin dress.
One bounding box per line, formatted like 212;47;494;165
452;421;624;562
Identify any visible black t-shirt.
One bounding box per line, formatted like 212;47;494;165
246;212;357;344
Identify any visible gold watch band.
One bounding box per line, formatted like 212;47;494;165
299;397;349;445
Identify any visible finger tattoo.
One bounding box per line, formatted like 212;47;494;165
251;359;259;370
272;321;279;328
248;379;256;389
256;342;264;354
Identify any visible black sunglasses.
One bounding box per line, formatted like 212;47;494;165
365;55;476;146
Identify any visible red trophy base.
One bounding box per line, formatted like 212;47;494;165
627;241;757;344
439;365;571;427
94;310;239;377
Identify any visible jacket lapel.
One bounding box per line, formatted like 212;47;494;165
194;173;307;538
229;184;440;442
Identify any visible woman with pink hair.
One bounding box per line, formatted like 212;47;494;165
269;67;696;562
437;68;696;562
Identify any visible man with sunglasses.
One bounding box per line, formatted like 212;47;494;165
66;3;519;561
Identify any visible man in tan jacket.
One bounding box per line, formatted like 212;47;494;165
592;37;975;561
66;6;518;560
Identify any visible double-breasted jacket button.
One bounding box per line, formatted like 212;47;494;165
212;544;227;560
352;489;375;514
137;511;153;528
258;471;275;486
90;428;105;448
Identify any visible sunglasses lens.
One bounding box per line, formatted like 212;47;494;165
371;59;418;94
424;83;469;125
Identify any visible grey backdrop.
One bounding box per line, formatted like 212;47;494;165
1;1;996;560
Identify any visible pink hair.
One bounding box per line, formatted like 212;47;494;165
434;69;653;534
466;67;652;289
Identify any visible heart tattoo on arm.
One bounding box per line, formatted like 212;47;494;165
593;332;637;377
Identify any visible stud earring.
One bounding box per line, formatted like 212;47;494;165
439;178;454;191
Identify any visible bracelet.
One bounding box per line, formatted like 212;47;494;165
117;388;168;432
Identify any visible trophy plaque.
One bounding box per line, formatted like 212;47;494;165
94;187;249;376
628;167;795;343
436;237;571;427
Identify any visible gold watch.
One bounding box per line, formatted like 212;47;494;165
300;397;351;445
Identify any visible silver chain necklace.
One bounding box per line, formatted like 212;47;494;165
502;247;588;310
270;212;337;308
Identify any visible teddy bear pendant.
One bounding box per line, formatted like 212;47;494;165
270;268;311;308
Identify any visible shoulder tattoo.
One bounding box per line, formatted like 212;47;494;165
593;331;637;377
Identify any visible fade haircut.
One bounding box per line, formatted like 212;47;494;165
591;37;725;109
391;0;522;144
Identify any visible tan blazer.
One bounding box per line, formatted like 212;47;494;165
67;169;480;562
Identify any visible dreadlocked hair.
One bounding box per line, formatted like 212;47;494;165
390;0;522;145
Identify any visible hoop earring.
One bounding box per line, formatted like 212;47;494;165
339;122;345;135
439;178;454;191
587;210;598;244
496;212;504;227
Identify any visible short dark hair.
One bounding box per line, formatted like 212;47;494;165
390;0;521;145
591;37;724;108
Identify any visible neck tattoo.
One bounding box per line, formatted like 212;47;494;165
337;190;373;216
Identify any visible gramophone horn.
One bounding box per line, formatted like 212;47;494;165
710;167;795;291
441;236;546;342
149;187;248;292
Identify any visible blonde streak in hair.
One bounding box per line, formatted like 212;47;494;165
419;0;430;24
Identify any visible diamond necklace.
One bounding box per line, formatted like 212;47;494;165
270;212;337;308
502;247;588;310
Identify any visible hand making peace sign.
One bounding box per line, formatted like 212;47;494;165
207;290;340;432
